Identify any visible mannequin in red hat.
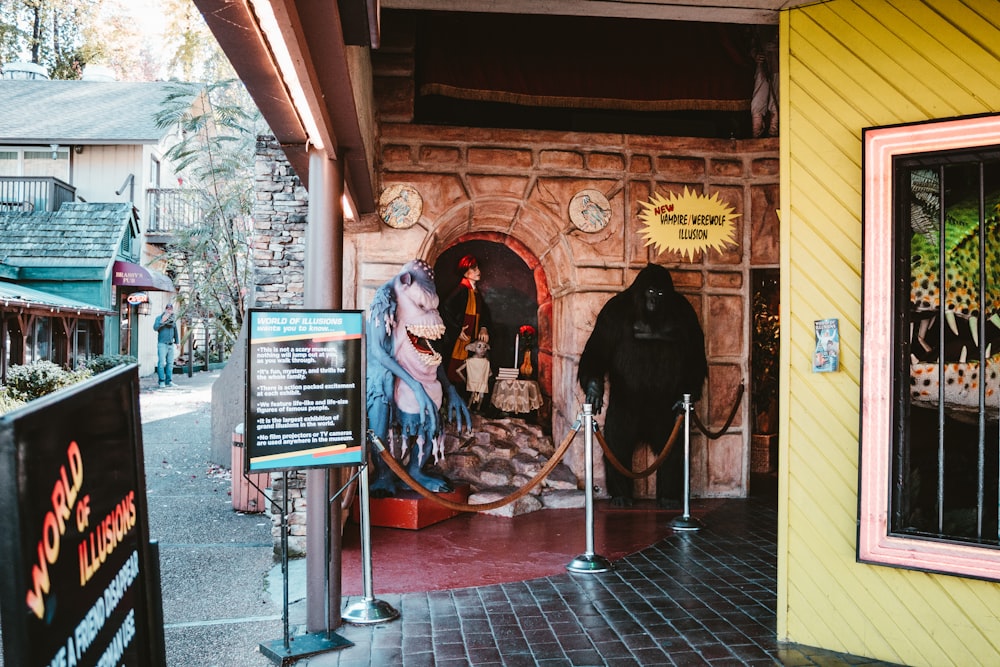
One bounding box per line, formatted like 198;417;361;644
442;254;491;397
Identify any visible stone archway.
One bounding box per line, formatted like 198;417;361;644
415;194;586;480
431;233;554;429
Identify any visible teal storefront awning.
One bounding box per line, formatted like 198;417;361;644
0;281;113;316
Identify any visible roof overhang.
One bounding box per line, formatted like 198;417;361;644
381;0;818;24
192;0;377;215
192;0;813;216
0;281;113;317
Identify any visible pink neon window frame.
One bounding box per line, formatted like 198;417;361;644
859;113;1000;580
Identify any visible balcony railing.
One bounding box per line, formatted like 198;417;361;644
0;177;76;212
146;188;202;234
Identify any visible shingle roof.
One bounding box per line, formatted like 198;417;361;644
0;202;136;268
0;80;201;144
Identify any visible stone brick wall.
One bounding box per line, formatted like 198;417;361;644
252;136;308;308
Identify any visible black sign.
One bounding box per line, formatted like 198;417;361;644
246;309;365;472
0;364;162;667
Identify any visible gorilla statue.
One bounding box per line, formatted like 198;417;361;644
577;263;707;508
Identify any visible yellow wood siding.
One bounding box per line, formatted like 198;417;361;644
781;1;1000;665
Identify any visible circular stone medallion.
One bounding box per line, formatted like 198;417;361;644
569;189;611;233
378;184;422;229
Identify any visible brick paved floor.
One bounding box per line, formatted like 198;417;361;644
285;496;903;667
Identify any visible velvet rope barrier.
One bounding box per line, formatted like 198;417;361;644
593;381;744;480
369;419;581;512
691;382;744;440
593;413;684;480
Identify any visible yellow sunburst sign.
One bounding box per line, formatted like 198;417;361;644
638;188;739;261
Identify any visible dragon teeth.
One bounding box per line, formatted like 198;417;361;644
408;324;445;338
945;311;959;336
970;315;979;347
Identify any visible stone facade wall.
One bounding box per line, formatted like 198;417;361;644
244;47;780;526
346;124;779;498
361;19;779;497
241;137;311;553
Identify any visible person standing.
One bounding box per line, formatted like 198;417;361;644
154;303;179;387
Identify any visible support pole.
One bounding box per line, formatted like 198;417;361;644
670;393;704;532
305;149;345;634
567;404;612;573
342;448;399;624
260;472;351;663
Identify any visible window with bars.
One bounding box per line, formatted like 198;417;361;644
860;113;1000;581
895;155;1000;544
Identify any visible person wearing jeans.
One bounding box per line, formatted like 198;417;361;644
154;303;179;387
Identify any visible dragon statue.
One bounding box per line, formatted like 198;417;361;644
908;168;1000;422
366;259;472;496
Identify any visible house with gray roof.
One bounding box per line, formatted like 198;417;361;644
0;76;202;377
0;203;138;380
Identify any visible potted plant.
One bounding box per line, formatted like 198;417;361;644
751;279;779;472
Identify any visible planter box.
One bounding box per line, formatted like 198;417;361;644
751;434;778;473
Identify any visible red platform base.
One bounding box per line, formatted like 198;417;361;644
351;484;471;530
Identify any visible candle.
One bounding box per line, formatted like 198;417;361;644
514;333;519;368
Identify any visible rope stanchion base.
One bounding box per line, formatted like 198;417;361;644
567;552;613;574
342;597;400;625
669;514;705;532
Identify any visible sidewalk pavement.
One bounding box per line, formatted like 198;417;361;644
140;369;286;666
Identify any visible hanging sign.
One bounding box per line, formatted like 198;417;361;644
638;187;739;261
246;309;365;472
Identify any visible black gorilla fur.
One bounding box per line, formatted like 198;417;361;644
577;263;707;508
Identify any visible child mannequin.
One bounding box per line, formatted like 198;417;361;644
457;327;492;410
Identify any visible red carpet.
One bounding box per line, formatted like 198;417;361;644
340;499;724;595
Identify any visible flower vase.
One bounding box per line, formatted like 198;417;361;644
519;349;533;379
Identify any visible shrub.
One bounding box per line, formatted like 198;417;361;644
5;361;92;402
0;387;25;415
84;354;137;374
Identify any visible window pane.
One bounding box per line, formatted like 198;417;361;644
26;317;52;364
0;151;18;176
893;156;1000;544
23;149;69;178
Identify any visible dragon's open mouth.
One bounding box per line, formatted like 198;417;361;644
910;311;1000;422
406;323;445;366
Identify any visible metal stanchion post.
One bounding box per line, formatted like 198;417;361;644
342;454;400;624
670;393;705;532
567;404;613;573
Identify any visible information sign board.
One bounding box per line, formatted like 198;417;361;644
246;309;365;472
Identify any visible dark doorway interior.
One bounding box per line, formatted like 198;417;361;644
434;240;538;382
